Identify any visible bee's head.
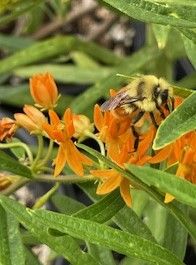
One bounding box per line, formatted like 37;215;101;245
154;78;173;105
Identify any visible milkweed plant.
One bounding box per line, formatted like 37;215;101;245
0;1;195;265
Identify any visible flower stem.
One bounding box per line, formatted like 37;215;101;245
38;139;54;168
34;174;95;183
32;182;60;209
0;142;33;164
30;135;44;171
84;131;105;167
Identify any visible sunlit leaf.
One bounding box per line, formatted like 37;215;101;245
153;92;196;149
0;196;183;265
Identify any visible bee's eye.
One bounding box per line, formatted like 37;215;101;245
161;90;168;102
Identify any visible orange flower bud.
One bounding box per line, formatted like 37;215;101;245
14;113;38;133
73;114;94;140
30;73;59;109
0;117;16;141
14;105;47;134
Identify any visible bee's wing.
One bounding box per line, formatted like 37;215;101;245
101;91;140;111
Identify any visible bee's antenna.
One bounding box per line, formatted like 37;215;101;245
116;73;143;80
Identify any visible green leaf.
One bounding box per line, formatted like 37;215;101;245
8;138;25;160
14;64;112;84
101;0;196;28
87;243;116;265
162;203;188;260
126;164;196;208
113;206;156;242
152;24;170;49
73;190;124;223
0;196;183;265
0;197;98;265
71;51;100;69
70;46;161;113
153;92;196;149
0;36;122;74
176;72;196;89
0;34;34;51
143;200;188;260
0;205;25;265
0;150;32;179
51;194;84;214
181;33;196;68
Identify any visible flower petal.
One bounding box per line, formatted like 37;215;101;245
94;104;104;132
54;144;67;177
66;140;84;176
96;174;121;194
63;108;75;137
48;110;61;126
149;145;172;164
120;178;132;207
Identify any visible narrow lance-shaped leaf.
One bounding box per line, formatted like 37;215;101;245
0;150;32;179
73;189;124;223
14;64;112;84
0;196;183;265
0;197;98;265
126;164;196;208
0;205;25;265
153;92;196;149
102;0;196;28
181;33;196;68
0;36;122;74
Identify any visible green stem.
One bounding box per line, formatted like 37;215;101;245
32;182;60;209
38;139;54;167
84;131;105;168
34;174;95;183
0;142;33;163
30;135;44;171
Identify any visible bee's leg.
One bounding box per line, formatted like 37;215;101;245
171;97;175;111
131;111;145;150
131;125;139;150
149;112;159;129
155;103;165;119
132;111;145;124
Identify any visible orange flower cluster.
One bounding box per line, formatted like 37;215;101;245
0;72;195;207
91;104;177;206
0;73;93;177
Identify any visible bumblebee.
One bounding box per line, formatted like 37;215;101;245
101;75;174;149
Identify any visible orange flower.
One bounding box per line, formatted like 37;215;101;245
91;144;132;207
94;104;132;157
0;117;16;141
43;109;92;177
14;105;47;134
165;131;196;203
30;73;59;109
91;125;172;207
